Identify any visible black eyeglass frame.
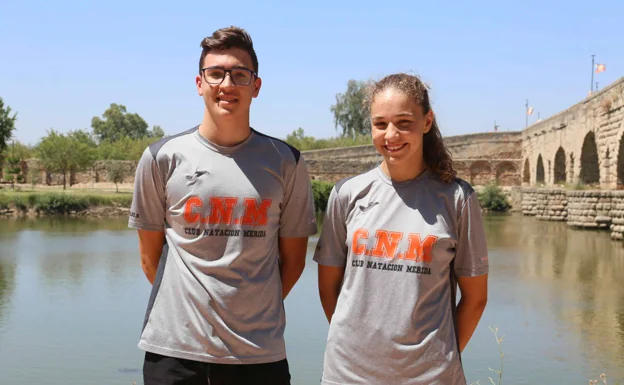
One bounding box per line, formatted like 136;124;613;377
200;66;258;86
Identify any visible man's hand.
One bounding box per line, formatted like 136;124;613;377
138;229;165;284
278;237;309;299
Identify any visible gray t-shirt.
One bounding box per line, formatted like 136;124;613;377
313;166;488;385
128;126;318;364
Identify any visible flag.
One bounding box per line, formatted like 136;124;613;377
527;106;534;115
596;63;606;74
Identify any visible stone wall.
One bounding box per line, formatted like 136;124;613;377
17;159;138;187
303;131;523;185
521;188;567;221
566;191;612;229
521;75;624;189
520;187;624;239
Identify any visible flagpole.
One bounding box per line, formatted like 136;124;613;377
591;54;595;93
525;99;529;128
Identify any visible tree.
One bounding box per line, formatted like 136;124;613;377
0;97;18;155
330;79;372;138
150;125;165;138
106;161;125;192
36;129;97;190
91;103;149;142
285;128;318;151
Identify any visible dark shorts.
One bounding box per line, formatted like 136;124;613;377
143;351;291;385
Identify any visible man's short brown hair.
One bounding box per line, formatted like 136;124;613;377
199;26;259;74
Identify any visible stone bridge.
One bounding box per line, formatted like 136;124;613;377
521;76;624;189
302;131;523;186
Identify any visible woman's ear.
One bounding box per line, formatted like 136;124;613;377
423;110;434;134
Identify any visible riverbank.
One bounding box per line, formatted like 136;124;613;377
0;188;133;218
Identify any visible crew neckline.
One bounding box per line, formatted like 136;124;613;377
375;164;432;187
193;126;256;155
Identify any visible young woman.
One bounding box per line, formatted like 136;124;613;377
313;73;489;385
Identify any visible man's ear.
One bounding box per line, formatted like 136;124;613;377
253;77;262;98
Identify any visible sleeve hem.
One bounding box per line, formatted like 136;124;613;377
278;227;318;238
454;267;489;277
312;256;347;267
128;220;164;232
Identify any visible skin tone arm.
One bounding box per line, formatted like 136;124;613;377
318;265;346;323
138;229;165;285
278;237;309;299
455;274;488;352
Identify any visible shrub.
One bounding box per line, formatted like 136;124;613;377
311;180;334;214
477;182;511;212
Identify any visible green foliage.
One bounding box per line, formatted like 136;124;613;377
35;129;97;190
330;79;372;138
91;103;151;142
28;160;40;188
0;192;132;214
311;180;335;214
477;182;511;212
98;136;158;160
284;128;370;151
0;97;18;154
106;161;125;192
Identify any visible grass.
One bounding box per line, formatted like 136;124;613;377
0;187;132;215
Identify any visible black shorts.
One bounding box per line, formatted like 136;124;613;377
143;351;291;385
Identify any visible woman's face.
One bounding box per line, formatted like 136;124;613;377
370;87;433;170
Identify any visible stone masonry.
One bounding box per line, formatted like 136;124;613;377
520;188;624;239
522;75;624;189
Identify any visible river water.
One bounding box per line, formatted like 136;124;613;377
0;213;623;385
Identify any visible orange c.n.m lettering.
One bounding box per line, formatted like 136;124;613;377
206;197;238;224
352;228;368;255
404;233;438;262
241;198;271;226
371;230;403;259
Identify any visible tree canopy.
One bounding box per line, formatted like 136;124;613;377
330;79;372;138
91;103;163;143
0;97;18;155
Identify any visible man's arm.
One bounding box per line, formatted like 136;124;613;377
138;229;165;285
318;265;345;323
278;236;309;299
455;274;488;352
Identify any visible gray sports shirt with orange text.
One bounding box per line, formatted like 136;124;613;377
128;126;318;364
313;166;488;385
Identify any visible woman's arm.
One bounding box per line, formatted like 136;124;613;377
455;274;488;352
318;265;346;323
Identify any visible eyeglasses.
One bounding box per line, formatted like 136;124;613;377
200;66;257;86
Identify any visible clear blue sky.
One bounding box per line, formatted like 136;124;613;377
2;0;623;146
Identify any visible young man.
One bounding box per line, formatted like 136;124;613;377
128;26;318;385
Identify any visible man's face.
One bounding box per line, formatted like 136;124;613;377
196;47;261;120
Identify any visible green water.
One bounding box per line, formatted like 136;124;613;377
0;214;623;384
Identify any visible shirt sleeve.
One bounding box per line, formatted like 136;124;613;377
128;147;167;232
454;192;489;277
278;155;318;238
313;183;349;267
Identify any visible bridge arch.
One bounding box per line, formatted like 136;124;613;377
554;147;566;184
495;161;519;186
579;131;600;185
617;125;624;189
536;154;545;184
469;160;492;186
523;158;530;184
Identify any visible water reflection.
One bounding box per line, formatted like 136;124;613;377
483;214;624;380
0;261;16;328
0;214;623;384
